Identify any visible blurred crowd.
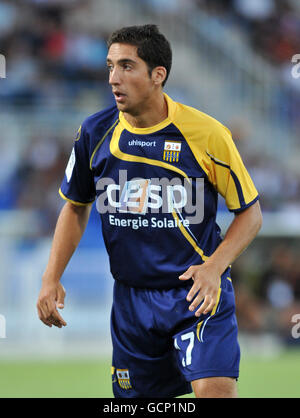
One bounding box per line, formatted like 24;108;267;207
1;0;299;112
0;0;111;107
233;239;300;344
228;119;300;215
145;0;300;69
0;0;112;235
198;0;300;131
198;0;300;66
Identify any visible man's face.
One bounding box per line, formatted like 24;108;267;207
107;43;155;115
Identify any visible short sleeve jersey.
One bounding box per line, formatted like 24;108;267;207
60;94;259;289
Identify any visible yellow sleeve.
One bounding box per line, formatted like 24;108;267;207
204;126;259;211
172;102;259;212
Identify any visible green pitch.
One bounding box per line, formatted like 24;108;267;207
0;349;299;398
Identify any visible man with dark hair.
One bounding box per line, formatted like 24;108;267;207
37;24;262;398
107;24;172;87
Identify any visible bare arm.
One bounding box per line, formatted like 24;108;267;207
179;200;263;316
37;201;92;327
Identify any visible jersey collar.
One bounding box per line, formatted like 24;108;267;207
119;93;176;134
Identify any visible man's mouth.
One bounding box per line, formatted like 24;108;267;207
113;91;126;103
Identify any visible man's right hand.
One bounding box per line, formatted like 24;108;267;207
36;281;67;328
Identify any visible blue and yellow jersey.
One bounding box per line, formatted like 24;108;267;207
60;94;259;289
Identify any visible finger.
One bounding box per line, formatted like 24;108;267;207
38;313;52;327
56;284;66;309
49;315;63;328
179;266;196;281
188;291;205;312
45;300;57;319
38;299;51;319
186;282;201;302
202;298;217;315
37;302;50;322
37;306;52;327
56;300;64;310
48;308;67;327
44;299;67;327
49;314;66;328
195;295;215;317
56;299;65;310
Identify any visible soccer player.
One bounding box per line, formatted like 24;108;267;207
37;24;262;398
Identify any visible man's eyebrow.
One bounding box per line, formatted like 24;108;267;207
106;58;137;65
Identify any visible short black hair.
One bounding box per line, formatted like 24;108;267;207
107;24;172;87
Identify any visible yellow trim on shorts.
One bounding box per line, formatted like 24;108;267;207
196;281;222;342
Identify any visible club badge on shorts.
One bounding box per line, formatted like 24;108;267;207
116;369;132;390
163;140;181;162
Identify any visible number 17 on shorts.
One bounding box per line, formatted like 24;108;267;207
174;331;195;368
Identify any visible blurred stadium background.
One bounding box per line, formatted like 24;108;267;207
0;0;300;398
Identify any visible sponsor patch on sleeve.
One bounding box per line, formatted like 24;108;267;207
65;147;75;183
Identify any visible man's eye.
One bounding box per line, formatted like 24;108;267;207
107;66;113;72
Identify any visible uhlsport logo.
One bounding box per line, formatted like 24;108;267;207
128;139;156;147
0;54;6;79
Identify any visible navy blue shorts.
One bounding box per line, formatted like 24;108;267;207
110;271;240;398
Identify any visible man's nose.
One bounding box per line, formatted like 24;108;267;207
109;67;121;85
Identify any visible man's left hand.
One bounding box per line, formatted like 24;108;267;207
179;264;221;317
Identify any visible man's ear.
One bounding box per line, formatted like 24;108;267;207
151;66;167;86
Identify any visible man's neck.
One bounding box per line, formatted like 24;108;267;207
123;91;168;129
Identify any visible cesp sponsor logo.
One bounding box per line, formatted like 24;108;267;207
95;170;204;224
